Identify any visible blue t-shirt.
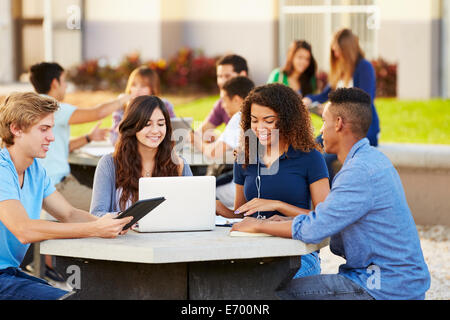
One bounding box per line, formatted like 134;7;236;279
233;146;329;218
38;100;76;186
0;148;55;270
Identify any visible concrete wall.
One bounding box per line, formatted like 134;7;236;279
180;0;278;85
84;0;161;63
378;143;450;226
443;0;450;98
84;0;279;86
160;0;184;59
398;167;450;226
50;0;83;69
377;0;442;99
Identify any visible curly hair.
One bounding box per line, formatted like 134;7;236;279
238;83;320;166
114;95;179;211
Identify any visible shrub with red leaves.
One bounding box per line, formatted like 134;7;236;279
67;48;219;94
372;58;397;97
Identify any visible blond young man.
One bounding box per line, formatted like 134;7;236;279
0;93;132;300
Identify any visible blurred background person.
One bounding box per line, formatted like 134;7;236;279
302;28;380;183
110;66;176;145
267;40;318;97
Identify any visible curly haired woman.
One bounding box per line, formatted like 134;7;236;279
90;95;192;216
216;83;330;279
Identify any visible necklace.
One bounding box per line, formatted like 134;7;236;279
142;160;154;177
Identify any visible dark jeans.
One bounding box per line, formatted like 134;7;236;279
276;274;375;300
0;267;68;300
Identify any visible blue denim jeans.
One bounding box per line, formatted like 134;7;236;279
277;274;375;300
0;267;68;300
294;252;321;279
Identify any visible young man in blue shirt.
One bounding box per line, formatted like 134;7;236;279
232;87;430;300
0;93;132;300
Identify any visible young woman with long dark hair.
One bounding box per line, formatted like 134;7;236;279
91;95;192;216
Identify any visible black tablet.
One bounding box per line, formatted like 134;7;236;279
115;197;166;230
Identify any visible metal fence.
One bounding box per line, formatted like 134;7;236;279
279;0;379;72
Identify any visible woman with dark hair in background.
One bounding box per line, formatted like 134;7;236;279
267;40;318;97
216;83;330;279
90;96;192;216
303;28;380;182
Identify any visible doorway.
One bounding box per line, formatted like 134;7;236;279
12;0;45;80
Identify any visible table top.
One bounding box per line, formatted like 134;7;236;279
40;227;329;264
68;141;234;167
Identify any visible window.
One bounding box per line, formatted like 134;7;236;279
279;0;379;72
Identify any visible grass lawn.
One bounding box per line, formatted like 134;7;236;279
374;98;450;144
68;91;450;145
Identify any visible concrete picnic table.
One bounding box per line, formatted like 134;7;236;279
40;227;329;300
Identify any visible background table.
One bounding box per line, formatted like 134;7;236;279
40;227;329;300
68;141;235;186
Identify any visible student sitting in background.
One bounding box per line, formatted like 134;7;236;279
91;96;192;216
192;76;255;208
192;76;255;161
193;54;249;143
267;40;318;97
110;66;176;145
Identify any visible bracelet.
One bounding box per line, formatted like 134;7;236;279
85;134;91;143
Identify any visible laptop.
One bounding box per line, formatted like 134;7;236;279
171;117;193;146
135;176;216;232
